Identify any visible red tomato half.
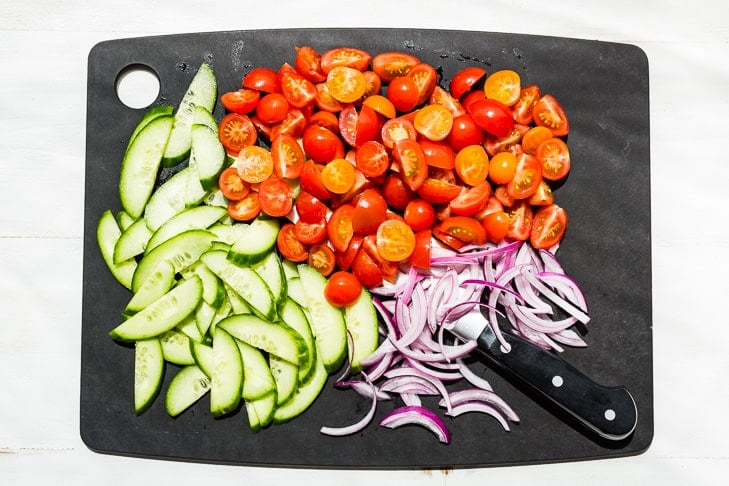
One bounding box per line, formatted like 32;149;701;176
299;161;332;201
449;181;491;216
271;134;305;179
450;66;487;99
242;67;280;93
302;125;344;164
352;188;388;235
408;229;432;269
352;249;384;288
219;113;257;155
307;243;336;276
278;63;317;108
294;218;328;245
258;177;294;217
404;199;436;231
530;204;568;249
533;94;569;136
328;203;355;251
535;137;571;181
467;98;515;137
295;190;328;223
506;153;542;200
372;51;421;82
320;47;371;73
295;46;327;83
277;223;309;262
434;216;487;246
221;88;260;114
393;139;427;191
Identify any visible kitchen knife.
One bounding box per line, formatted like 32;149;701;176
450;308;638;441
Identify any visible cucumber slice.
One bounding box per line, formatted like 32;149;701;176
208;221;249;245
245;391;276;432
160;329;195;365
217;314;308;366
134;338;164;415
116;210;136;231
97;209;137;290
162;62;217;166
146;205;226;253
279;298;316;382
114;218;152;263
343;288;380;373
269;355;299;406
128;104;174;147
297;264;347;373
210;328;243;417
227;217;280;266
132;229;216;292
177;314;204;343
285;277;307;308
251;251;287;308
192;105;218;131
124;260;175;315
281;258;299;280
235;339;276;401
143;167;207;232
190;341;213;378
109;276;202;342
194;301;217;339
165;365;211;417
182;260;225;308
272;350;328;425
209;293;232;336
203;187;229;209
119;115;173;219
224;283;251;315
190;123;225;190
200;250;276;321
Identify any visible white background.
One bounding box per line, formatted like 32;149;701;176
2;0;727;484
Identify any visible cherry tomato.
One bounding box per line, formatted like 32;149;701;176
473;196;504;221
227;192;261;222
404;199;436;231
322;158;356;194
320;47;371;73
388;76;420;113
221;88;260;114
302;125;344;164
242;67;280;93
362;234;399;281
271;133;305;179
522;126;553;155
277;223;309;262
408;229;432;269
533;94;569;136
295;46;327;83
484;69;521;106
352;249;384;288
363;94;397;119
372;51;421;82
361;71;382;99
294;218;327;245
460;89;485;111
530;204;568;249
494;185;515;207
258;177;294;217
483;124;529;157
324;271;362;307
528;180;554;206
294;191;326;224
335;234;363;271
307;243;336;276
234;145;274;183
450;66;487;100
407;63;438;105
381;173;415;211
536;137;571;180
416;177;462;204
430;86;466;117
270;108;308;140
506;200;533;240
299;161;332;201
218;167;250;201
326;66;367;104
455;144;489;186
506;153;542;199
352;188;388;235
447;114;485;152
434;216;487;246
256;92;290;124
512;85;541;125
483;210;510;243
376;219;416;262
355;140;389;178
328;203;355;251
413;104;454;141
381;117;417;149
488;151;518;184
278;63;317;108
420;139;456;170
339;104;381;148
315;82;344;112
219;113;257;155
449;181;491;216
308;110;340;133
467;98;515;137
393;139;427;191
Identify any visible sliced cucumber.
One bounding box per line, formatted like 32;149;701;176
182;260;226;308
285;277;307;308
146;205;226;253
279;298;316;382
192;105;218;131
210;327;243;417
132;229;216;292
297;264;347;373
116;210;136;231
177;314;204;343
251;251;287;308
208;221;249;245
128;104;174;147
281;258;299;280
162;62;217;166
272;349;327;425
194;301;217;339
160;329;196;365
165;365;211;417
190;340;213;378
246;391;276;432
200;250;275;321
124;260;175;315
224;283;251;315
109;276;202;342
190;123;225;190
134;338;164;415
97;209;137;290
235;339;276;401
343;288;380;373
143;167;207;232
269;355;299;406
203;187;229;209
114;217;152;263
209;293;232;336
227;217;280;266
217;314;307;366
119;115;173;219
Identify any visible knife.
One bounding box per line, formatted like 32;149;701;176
450;308;638;441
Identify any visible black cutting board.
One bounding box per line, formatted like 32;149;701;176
81;28;653;468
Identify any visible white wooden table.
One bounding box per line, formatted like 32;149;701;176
2;1;727;484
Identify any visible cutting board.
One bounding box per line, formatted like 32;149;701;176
81;28;653;468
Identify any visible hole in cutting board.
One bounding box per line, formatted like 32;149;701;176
115;64;160;109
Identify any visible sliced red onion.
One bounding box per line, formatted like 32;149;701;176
442;388;520;422
550;328;588;347
443;402;512;431
335;380;392;401
379;406;451;444
400;393;422;407
455;358;493;392
321;373;379;437
520;266;590;324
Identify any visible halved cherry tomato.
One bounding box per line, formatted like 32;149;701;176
408;229;432;269
295;190;328;224
277;223;309;262
483;124;529;157
467;98;515;137
221;88;260;114
335;166;374;204
484;69;521;106
434;216;487;246
295;46;327;83
302;125;344;164
352;188;388;235
506;153;542;199
278;63;317;108
506;200;533;240
326;66;367;103
460;89;486;111
299;161;332;201
522;125;553;155
234;145;274;183
372;51;421;82
455;144;489;186
271;133;306;179
420;139;456;170
248;113;273;139
404;199;436;231
362;234;399;281
242;67;280;93
321;158;356;194
533;94;569;136
339;104;381;147
413;104;454;141
324;271;362;307
376;219;416;262
258;176;294;217
315;82;344;112
430;86;466;118
361;71;382;99
308;110;340;132
227;192;261;222
381;173;415;210
335;234;363;271
407;63;438;105
387;76;420;113
256;92;290;124
219;113;257;155
494;185;515;207
512;85;541;125
355;140;389;178
450;66;487;99
530;204;568;249
294;218;328;245
218;167;250;201
393;139;427;191
416;177;462;204
536;137;571;180
352;249;384;288
381;117;417;149
483;210;510;243
320;47;371;73
363;94;396;119
328;203;355;251
488;151;518;184
307;243;336;276
449;181;491;216
473;196;504;221
528;180;554;206
447;114;485;152
270;108;308;140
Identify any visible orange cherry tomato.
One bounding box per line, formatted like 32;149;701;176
326;66;367;103
324;271;362;307
535;137;571;181
454;144;489;186
219;113;257;155
258;177;294;217
434;216;487;246
376;219;416;262
234;145;274;183
483;210;510;243
484;69;521;106
506;153;542;199
533;94;569;136
488;151;518;184
328;203;355;252
393;139;428;191
218;167;250;201
521;126;553;155
413;104;454;141
530;204;568;249
307;243;337;276
277;223;309;262
363;94;397;119
271;133;306;179
321;158;356;194
227;192;261;222
372;51;421;82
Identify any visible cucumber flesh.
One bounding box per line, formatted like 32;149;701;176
192;105;218;131
128;104;174;147
143;167;207;232
160;329;196;365
165;365;211;417
190;123;225;190
97;209;137;290
146;205;226;253
343;288;380;373
235;339;276;401
272;350;327;424
246;391;276;432
210;328;243;417
269;355;299;406
278;298;316;382
124;260;175;315
114;218;152;264
251;251;287;308
190;340;213;378
217;314;307;366
134;338;164;415
227;217;280;266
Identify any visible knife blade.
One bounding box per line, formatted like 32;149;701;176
450;308;637;441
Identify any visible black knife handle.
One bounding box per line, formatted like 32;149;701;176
476;329;637;441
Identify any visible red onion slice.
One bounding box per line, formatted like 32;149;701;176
379;406;451;444
320;373;379;437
